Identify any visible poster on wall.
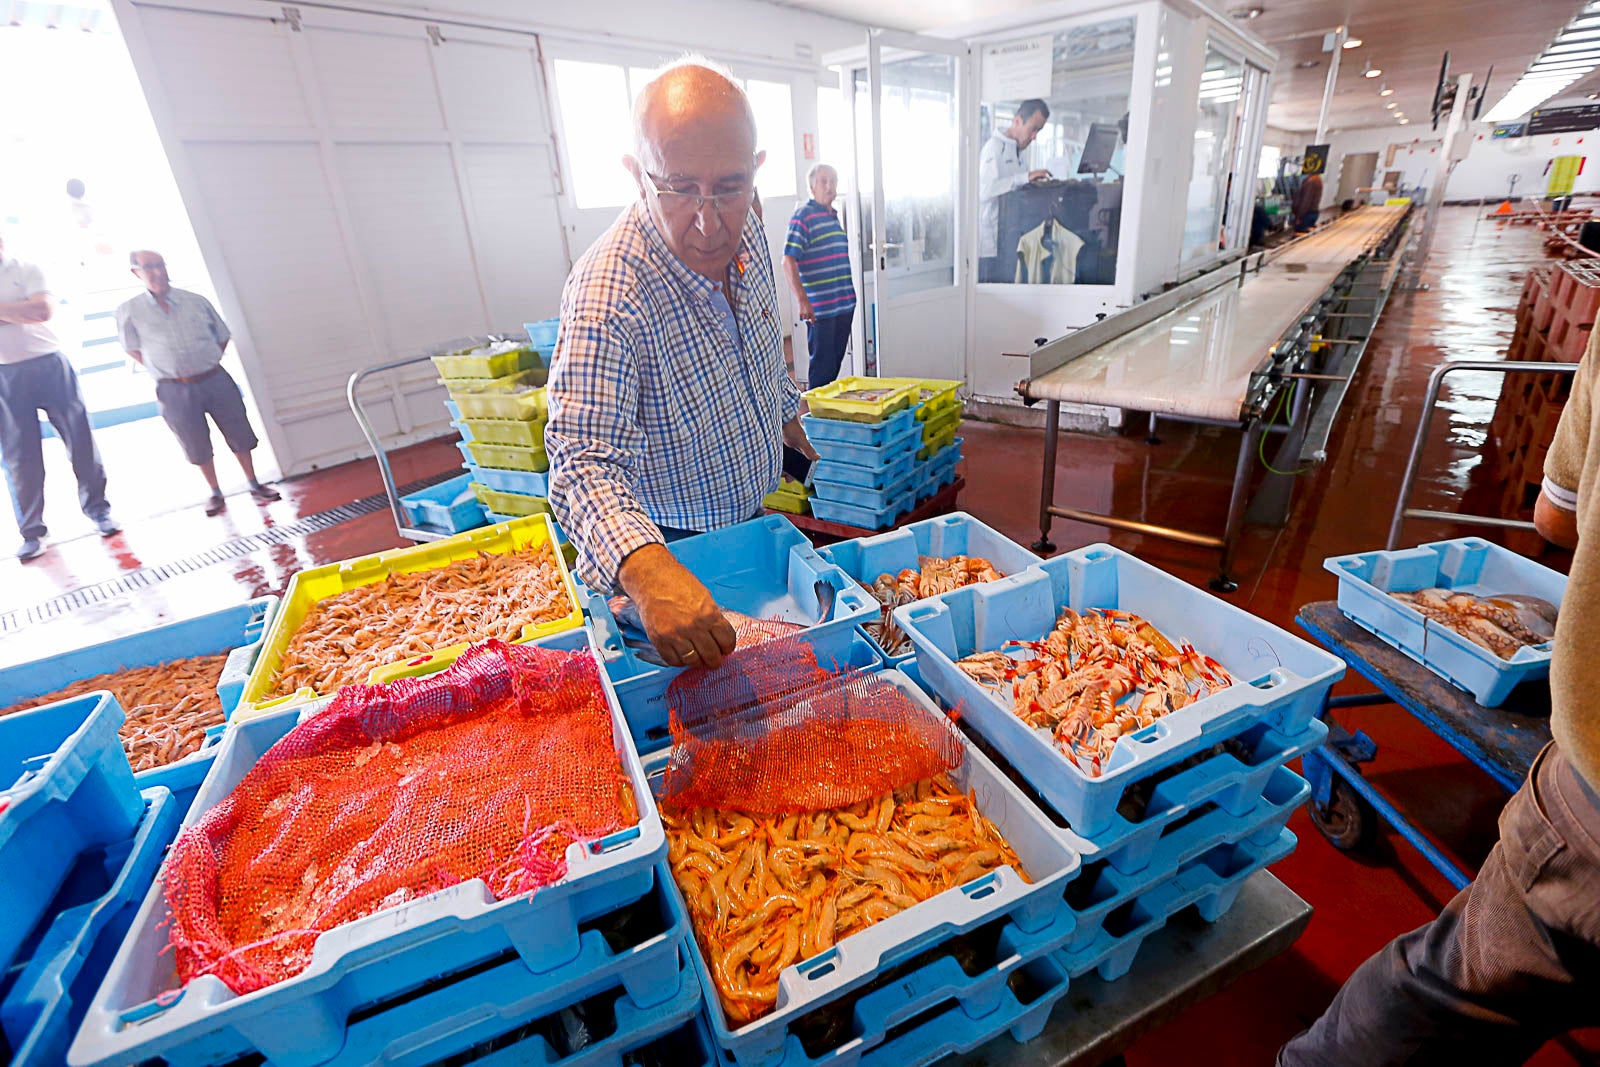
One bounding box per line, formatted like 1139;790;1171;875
1528;105;1600;135
1492;121;1527;139
1302;144;1330;176
980;37;1052;101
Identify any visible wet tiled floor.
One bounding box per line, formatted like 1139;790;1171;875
2;206;1596;1063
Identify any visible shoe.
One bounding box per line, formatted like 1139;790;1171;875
248;483;281;502
16;537;46;561
94;515;121;537
205;492;227;517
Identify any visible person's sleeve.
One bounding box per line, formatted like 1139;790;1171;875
784;210;809;261
202;297;231;346
978;140;1028;201
545;311;664;593
115;303;139;351
780;369;802;421
1545;343;1595;509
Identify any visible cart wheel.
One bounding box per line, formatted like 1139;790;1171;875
1309;778;1373;852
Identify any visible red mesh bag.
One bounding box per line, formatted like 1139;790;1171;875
660;637;962;814
162;639;637;994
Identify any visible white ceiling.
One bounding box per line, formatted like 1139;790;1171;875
772;0;1587;134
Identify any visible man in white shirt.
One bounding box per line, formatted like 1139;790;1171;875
117;250;278;516
978;98;1052;283
0;233;119;561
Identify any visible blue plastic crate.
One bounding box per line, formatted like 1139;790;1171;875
525;317;560;350
1323;537;1566;706
467;461;550;497
811;450;915;490
929;437;963;477
821;512;1037;596
399;472;488;534
316;863;693;1067
70;628;669;1067
1;694;143;976
454;415;474;442
647;668;1083;1067
895;544;1343;838
444;399;463;422
800;407;914;446
1055;827;1298;982
811;421;920;468
130;739;220;823
808;482;916;531
2;787;182;1067
810;469;918;511
777;953;1068;1067
0;596;278;725
916;462;957;501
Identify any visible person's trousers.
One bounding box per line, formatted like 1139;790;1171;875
1279;742;1600;1066
0;351;111;540
806;308;855;390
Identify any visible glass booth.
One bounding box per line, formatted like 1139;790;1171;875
828;2;1273;400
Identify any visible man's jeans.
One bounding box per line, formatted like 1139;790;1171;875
0;351;111;539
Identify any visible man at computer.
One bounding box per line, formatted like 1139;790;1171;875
978;99;1051;283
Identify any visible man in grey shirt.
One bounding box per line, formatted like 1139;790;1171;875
0;232;119;560
116;251;278;516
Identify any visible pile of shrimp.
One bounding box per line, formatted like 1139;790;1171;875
271;542;571;698
956;607;1234;777
0;654;229;772
664;773;1026;1026
866;555;1002;657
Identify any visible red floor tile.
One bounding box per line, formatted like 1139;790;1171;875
2;206;1596;1063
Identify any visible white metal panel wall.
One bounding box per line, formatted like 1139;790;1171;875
114;0;570;474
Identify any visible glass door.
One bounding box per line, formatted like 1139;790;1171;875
865;31;967;382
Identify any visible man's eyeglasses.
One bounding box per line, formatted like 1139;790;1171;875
643;172;755;216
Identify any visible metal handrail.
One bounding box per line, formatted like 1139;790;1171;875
347;352;450;543
1387;359;1580;549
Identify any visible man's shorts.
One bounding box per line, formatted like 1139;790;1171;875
154;367;259;465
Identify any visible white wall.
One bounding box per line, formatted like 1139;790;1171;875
1446;126;1600;201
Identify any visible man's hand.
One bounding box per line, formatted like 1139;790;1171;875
1028;169;1052;183
618;544;738;668
798;295;815;323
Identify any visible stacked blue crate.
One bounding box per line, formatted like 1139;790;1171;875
892;543;1342;988
804;409;922;529
69;628;687;1067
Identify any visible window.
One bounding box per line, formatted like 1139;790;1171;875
553;59;795;209
747;79;796;199
817;83;848;178
1181;47;1245;266
1258;143;1282;182
551;59;634;210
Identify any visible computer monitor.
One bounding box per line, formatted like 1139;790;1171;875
1077;122;1121;175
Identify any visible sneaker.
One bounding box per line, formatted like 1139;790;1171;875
93;515;122;537
16;537;46;561
248;483;282;502
205;492;227;517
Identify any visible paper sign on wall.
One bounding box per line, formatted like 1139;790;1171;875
803;133;816;161
982;36;1053;101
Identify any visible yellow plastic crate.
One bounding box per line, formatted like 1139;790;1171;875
464;440;548;472
803;377;920;423
763;481;811;515
431;343;542;380
878;377;961;421
471;482;552;517
234;515;582;720
443;370;548;421
918;424;958;460
920;406;961;445
460;416;546;449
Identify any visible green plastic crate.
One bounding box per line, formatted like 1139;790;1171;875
430;342;542;380
459;416;545;448
443;369;548;420
464;440;548;472
470;483;553;517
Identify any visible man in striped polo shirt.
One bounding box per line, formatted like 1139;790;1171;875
782;164;857;388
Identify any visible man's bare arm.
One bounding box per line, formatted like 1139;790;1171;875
0;293;52;325
1535;491;1580;550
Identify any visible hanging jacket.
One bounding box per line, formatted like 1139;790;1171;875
1014;218;1084;284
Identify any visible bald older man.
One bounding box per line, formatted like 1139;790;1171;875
546;62;817;670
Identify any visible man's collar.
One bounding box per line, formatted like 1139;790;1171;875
635;200;751;297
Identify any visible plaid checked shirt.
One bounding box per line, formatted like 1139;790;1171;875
547;201;800;592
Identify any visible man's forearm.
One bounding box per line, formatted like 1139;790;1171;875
781;256;807;306
783;415;817;461
0;299;50;325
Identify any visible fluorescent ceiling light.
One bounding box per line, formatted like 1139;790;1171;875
1343;37;1362;49
1386;101;1396;109
1398;118;1409;124
1364;68;1382;78
1380;87;1394;96
1546;40;1600;53
1529;59;1599;72
1573;15;1600;28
